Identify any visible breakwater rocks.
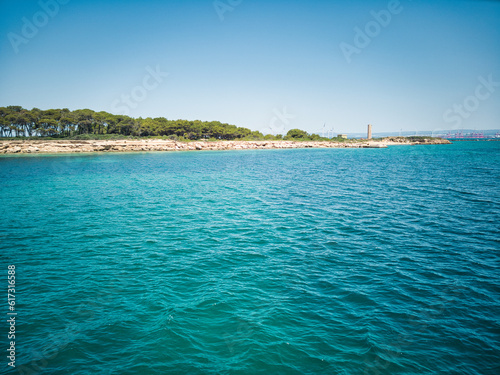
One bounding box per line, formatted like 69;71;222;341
0;138;451;154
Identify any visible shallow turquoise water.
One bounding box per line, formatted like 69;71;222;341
1;142;499;374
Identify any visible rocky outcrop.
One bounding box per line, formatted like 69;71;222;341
381;137;452;145
0;138;451;155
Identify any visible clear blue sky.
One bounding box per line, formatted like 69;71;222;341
1;0;499;135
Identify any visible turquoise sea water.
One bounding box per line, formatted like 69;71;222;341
1;142;499;374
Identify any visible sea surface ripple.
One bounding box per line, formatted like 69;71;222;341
0;142;499;374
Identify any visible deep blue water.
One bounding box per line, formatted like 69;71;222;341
1;142;499;374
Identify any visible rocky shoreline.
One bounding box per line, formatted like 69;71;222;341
0;138;451;155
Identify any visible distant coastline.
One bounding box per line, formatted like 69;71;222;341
0;137;451;155
0;106;471;144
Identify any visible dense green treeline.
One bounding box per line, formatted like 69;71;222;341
0;106;330;141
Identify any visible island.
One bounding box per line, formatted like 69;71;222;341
0;106;450;154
